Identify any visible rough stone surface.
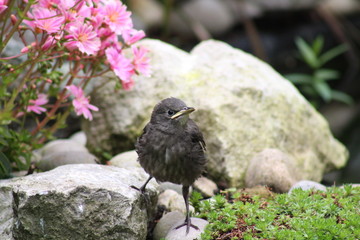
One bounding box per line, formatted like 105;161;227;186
289;180;327;194
83;39;348;188
165;217;209;240
0;164;158;240
109;150;140;168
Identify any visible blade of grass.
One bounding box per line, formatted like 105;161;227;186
295;37;319;69
319;44;348;66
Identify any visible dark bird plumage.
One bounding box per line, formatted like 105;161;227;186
134;97;206;233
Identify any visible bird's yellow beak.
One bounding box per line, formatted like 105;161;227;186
171;107;195;119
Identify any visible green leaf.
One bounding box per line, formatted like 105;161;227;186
313;81;332;102
295;37;319;69
331;90;353;105
319;44;348;66
312;36;324;56
285;73;313;84
0;152;12;178
314;69;339;81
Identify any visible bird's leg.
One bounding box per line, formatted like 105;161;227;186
131;176;153;193
175;185;199;234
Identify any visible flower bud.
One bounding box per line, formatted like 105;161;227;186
11;14;17;25
21;46;29;53
20;42;36;53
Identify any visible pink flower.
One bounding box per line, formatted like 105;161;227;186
27;94;48;114
105;46;134;90
100;0;132;34
24;7;64;34
132;46;151;77
38;0;61;10
0;0;8;14
97;28;117;50
65;23;101;55
122;29;145;45
66;85;99;120
42;33;62;51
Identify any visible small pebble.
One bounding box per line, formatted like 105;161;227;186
289;180;327;194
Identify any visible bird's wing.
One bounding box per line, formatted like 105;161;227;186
135;123;150;150
188;120;206;152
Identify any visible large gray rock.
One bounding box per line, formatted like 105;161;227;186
83;39;348;188
0;164;158;240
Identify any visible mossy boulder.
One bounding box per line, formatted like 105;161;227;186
83;39;348;187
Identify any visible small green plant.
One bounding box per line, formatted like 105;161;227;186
193;186;360;239
286;36;352;107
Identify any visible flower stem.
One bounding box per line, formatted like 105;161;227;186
31;62;80;137
0;1;32;53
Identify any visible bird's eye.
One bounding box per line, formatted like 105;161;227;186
167;110;175;116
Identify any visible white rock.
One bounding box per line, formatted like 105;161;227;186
158;182;185;195
153;211;184;240
40;139;88;157
36;151;98;171
69;131;87;146
289;180;327;194
157;189;194;214
109;150;140;168
165;217;209;240
193;176;218;197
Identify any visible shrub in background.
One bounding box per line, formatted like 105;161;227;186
0;0;150;178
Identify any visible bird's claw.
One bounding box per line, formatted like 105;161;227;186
174;220;199;234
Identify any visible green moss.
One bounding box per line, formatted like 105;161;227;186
191;185;360;239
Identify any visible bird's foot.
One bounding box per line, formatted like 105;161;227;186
130;185;146;194
174;219;199;234
130;185;151;207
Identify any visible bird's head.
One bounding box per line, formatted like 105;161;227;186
150;97;195;128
